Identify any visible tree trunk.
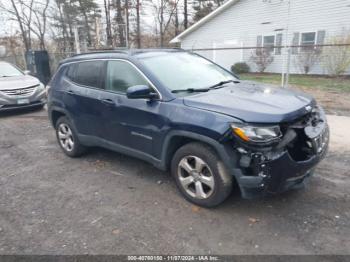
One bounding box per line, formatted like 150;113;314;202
125;0;129;48
136;0;141;48
77;0;92;47
56;1;69;51
174;5;179;35
184;0;188;29
159;0;164;47
116;0;125;47
104;0;113;46
10;0;30;52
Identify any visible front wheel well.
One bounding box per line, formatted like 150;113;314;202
51;110;66;127
164;136;221;171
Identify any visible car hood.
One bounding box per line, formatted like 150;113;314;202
0;75;40;90
182;81;316;123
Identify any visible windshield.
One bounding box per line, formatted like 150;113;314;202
137;52;237;94
0;62;24;77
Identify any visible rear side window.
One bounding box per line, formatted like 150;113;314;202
66;61;104;89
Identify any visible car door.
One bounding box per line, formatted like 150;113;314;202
100;59;163;156
62;60;106;138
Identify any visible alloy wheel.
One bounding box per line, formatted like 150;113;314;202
57;123;74;152
177;155;215;199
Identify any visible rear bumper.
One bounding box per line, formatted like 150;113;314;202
233;125;329;199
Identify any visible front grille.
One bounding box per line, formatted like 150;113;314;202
1;85;38;97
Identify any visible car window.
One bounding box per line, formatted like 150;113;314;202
66;64;76;80
0;62;24;77
67;61;104;89
137;52;237;95
106;60;149;93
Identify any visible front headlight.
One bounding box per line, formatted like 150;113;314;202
231;123;282;144
38;83;45;90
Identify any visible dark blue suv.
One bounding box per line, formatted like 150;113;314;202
48;49;329;207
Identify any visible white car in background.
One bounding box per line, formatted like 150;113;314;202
0;61;46;111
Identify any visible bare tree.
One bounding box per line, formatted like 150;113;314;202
153;0;180;47
0;0;34;52
322;32;350;77
295;49;320;74
104;0;113;46
52;0;71;51
115;0;126;47
183;0;188;29
136;0;141;48
21;0;50;50
250;49;274;73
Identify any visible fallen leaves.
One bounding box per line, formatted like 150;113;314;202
112;228;120;235
248;217;260;225
191;205;201;213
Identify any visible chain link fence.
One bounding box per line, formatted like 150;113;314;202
0;52;74;74
187;44;350;87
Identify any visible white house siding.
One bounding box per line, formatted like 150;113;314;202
179;0;350;74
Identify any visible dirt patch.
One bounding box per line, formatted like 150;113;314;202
294;86;350;116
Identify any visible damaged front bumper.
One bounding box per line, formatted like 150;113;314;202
232;109;329;199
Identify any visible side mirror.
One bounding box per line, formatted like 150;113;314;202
23;70;31;75
126;85;158;99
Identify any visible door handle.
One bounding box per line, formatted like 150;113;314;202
101;98;115;106
66;90;75;95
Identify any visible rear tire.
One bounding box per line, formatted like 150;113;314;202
55;116;86;157
171;142;232;207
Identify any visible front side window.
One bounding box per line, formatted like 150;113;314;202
137;52;237;94
301;32;316;51
106;60;149;93
67;61;105;89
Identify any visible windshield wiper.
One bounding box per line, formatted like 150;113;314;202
171;88;211;93
171;79;240;94
207;79;240;89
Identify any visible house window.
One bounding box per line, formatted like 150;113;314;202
301;32;316;51
275;33;283;55
263;35;275;52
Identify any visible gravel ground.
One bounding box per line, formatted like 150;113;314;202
0;108;349;255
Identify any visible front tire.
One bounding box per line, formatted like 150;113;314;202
55;116;86;157
171;142;232;207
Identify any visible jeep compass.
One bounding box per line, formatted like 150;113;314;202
47;49;329;207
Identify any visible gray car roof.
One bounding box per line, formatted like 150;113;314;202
60;48;184;65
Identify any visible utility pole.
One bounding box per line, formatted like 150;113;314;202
281;0;291;88
73;24;81;54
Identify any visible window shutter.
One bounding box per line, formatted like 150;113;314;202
275;33;283;55
257;35;262;47
316;30;326;52
256;35;262;54
316;30;326;45
291;32;300;54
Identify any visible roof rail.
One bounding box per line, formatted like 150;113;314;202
71;49;129;57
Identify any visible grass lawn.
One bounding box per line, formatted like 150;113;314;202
239;73;350;92
239;73;350;115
